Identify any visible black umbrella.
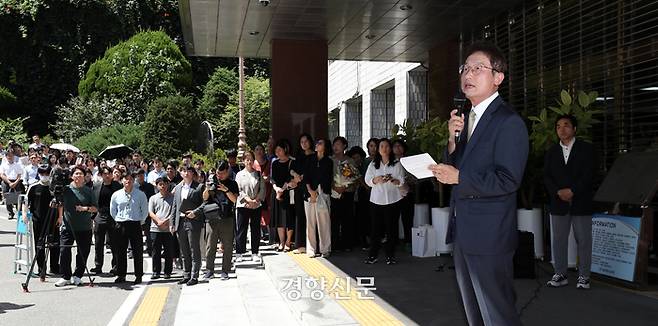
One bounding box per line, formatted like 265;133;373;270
99;144;134;160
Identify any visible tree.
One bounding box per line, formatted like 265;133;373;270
78;30;192;119
197;67;238;120
212;76;270;150
141;95;200;160
52;95;130;142
74;124;143;157
0;86;17;111
0;117;28;145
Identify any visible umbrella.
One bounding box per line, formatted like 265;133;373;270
50;143;80;153
99;144;134;160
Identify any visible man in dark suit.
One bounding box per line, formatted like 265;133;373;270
91;166;122;275
544;114;595;290
171;166;204;286
430;42;528;326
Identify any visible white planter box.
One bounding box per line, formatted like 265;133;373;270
517;208;545;259
431;207;453;254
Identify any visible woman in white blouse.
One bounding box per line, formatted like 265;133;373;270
364;138;405;265
235;151;266;263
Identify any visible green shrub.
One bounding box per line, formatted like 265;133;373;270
197;67;238;120
212;76;270;150
141;95;200;160
78;30;192;119
74;124;143;157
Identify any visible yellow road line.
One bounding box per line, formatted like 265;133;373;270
129;287;170;326
289;253;404;326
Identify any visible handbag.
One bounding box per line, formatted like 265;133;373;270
4;188;19;205
202;202;222;221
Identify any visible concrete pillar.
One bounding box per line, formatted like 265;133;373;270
271;39;328;143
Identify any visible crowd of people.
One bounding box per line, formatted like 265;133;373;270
3;132;419;288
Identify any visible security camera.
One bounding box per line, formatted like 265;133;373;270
259;0;270;6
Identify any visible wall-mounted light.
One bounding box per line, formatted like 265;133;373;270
365;34;376;40
640;86;658;91
400;4;413;11
249;31;260;36
595;97;614;101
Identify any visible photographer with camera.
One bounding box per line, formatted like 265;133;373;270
190;161;238;281
55;166;97;287
110;172;149;285
23;164;59;280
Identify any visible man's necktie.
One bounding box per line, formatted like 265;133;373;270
467;110;477;140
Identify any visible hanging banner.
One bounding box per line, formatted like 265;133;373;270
591;214;641;282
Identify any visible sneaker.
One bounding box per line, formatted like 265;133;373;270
164;274;171;280
576;276;590;289
321;252;331;258
253;255;262;264
386;257;397;265
133;277;142;285
152;273;161;280
72;276;82;286
186;278;199;286
178;278;190;285
202;271;214;281
114;276;126;284
235;254;243;263
90;267;102;275
219;272;229;281
54;278;72;287
364;256;378;264
547;274;569;287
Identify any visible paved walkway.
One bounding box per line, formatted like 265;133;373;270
2;204;658;326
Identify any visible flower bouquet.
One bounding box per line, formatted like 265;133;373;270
331;161;360;199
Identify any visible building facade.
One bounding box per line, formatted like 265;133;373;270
327;61;427;148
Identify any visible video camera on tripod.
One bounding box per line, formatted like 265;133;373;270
49;167;70;203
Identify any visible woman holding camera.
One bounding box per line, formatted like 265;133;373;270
364;138;405;265
56;166;97;287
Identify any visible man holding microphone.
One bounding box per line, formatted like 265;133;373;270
430;42;528;326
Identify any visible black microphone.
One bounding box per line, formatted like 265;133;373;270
453;90;467;142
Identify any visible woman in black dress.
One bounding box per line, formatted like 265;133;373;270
270;139;299;252
292;133;314;254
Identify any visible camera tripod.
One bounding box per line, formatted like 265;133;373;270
21;197;96;292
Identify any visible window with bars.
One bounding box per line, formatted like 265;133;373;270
469;0;658;172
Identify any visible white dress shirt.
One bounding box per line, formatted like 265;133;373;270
23;163;39;186
0;160;23;180
469;91;500;135
560;137;576;164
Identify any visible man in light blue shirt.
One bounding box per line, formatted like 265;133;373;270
110;172;148;285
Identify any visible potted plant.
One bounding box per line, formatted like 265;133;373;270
522;89;603;259
392;117;452;254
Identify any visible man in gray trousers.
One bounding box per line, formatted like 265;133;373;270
544;114;596;290
171;166;204;286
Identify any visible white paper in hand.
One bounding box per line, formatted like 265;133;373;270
400;153;438;179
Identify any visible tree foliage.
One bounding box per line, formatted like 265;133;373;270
74;124;143;157
212;76;270;150
141;95;199;160
197;67;238;121
78;30;192;118
0;86;17;110
0;116;28;145
52;95;133;142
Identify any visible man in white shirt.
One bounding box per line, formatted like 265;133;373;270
1;149;24;219
147;157;166;185
29;135;45;150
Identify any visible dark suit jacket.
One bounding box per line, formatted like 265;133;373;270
445;95;529;255
543;139;595;216
172;181;204;230
92;180;122;222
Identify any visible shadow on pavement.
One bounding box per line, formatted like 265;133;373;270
0;302;35;314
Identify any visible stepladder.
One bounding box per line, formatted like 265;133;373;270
14;195;33;275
